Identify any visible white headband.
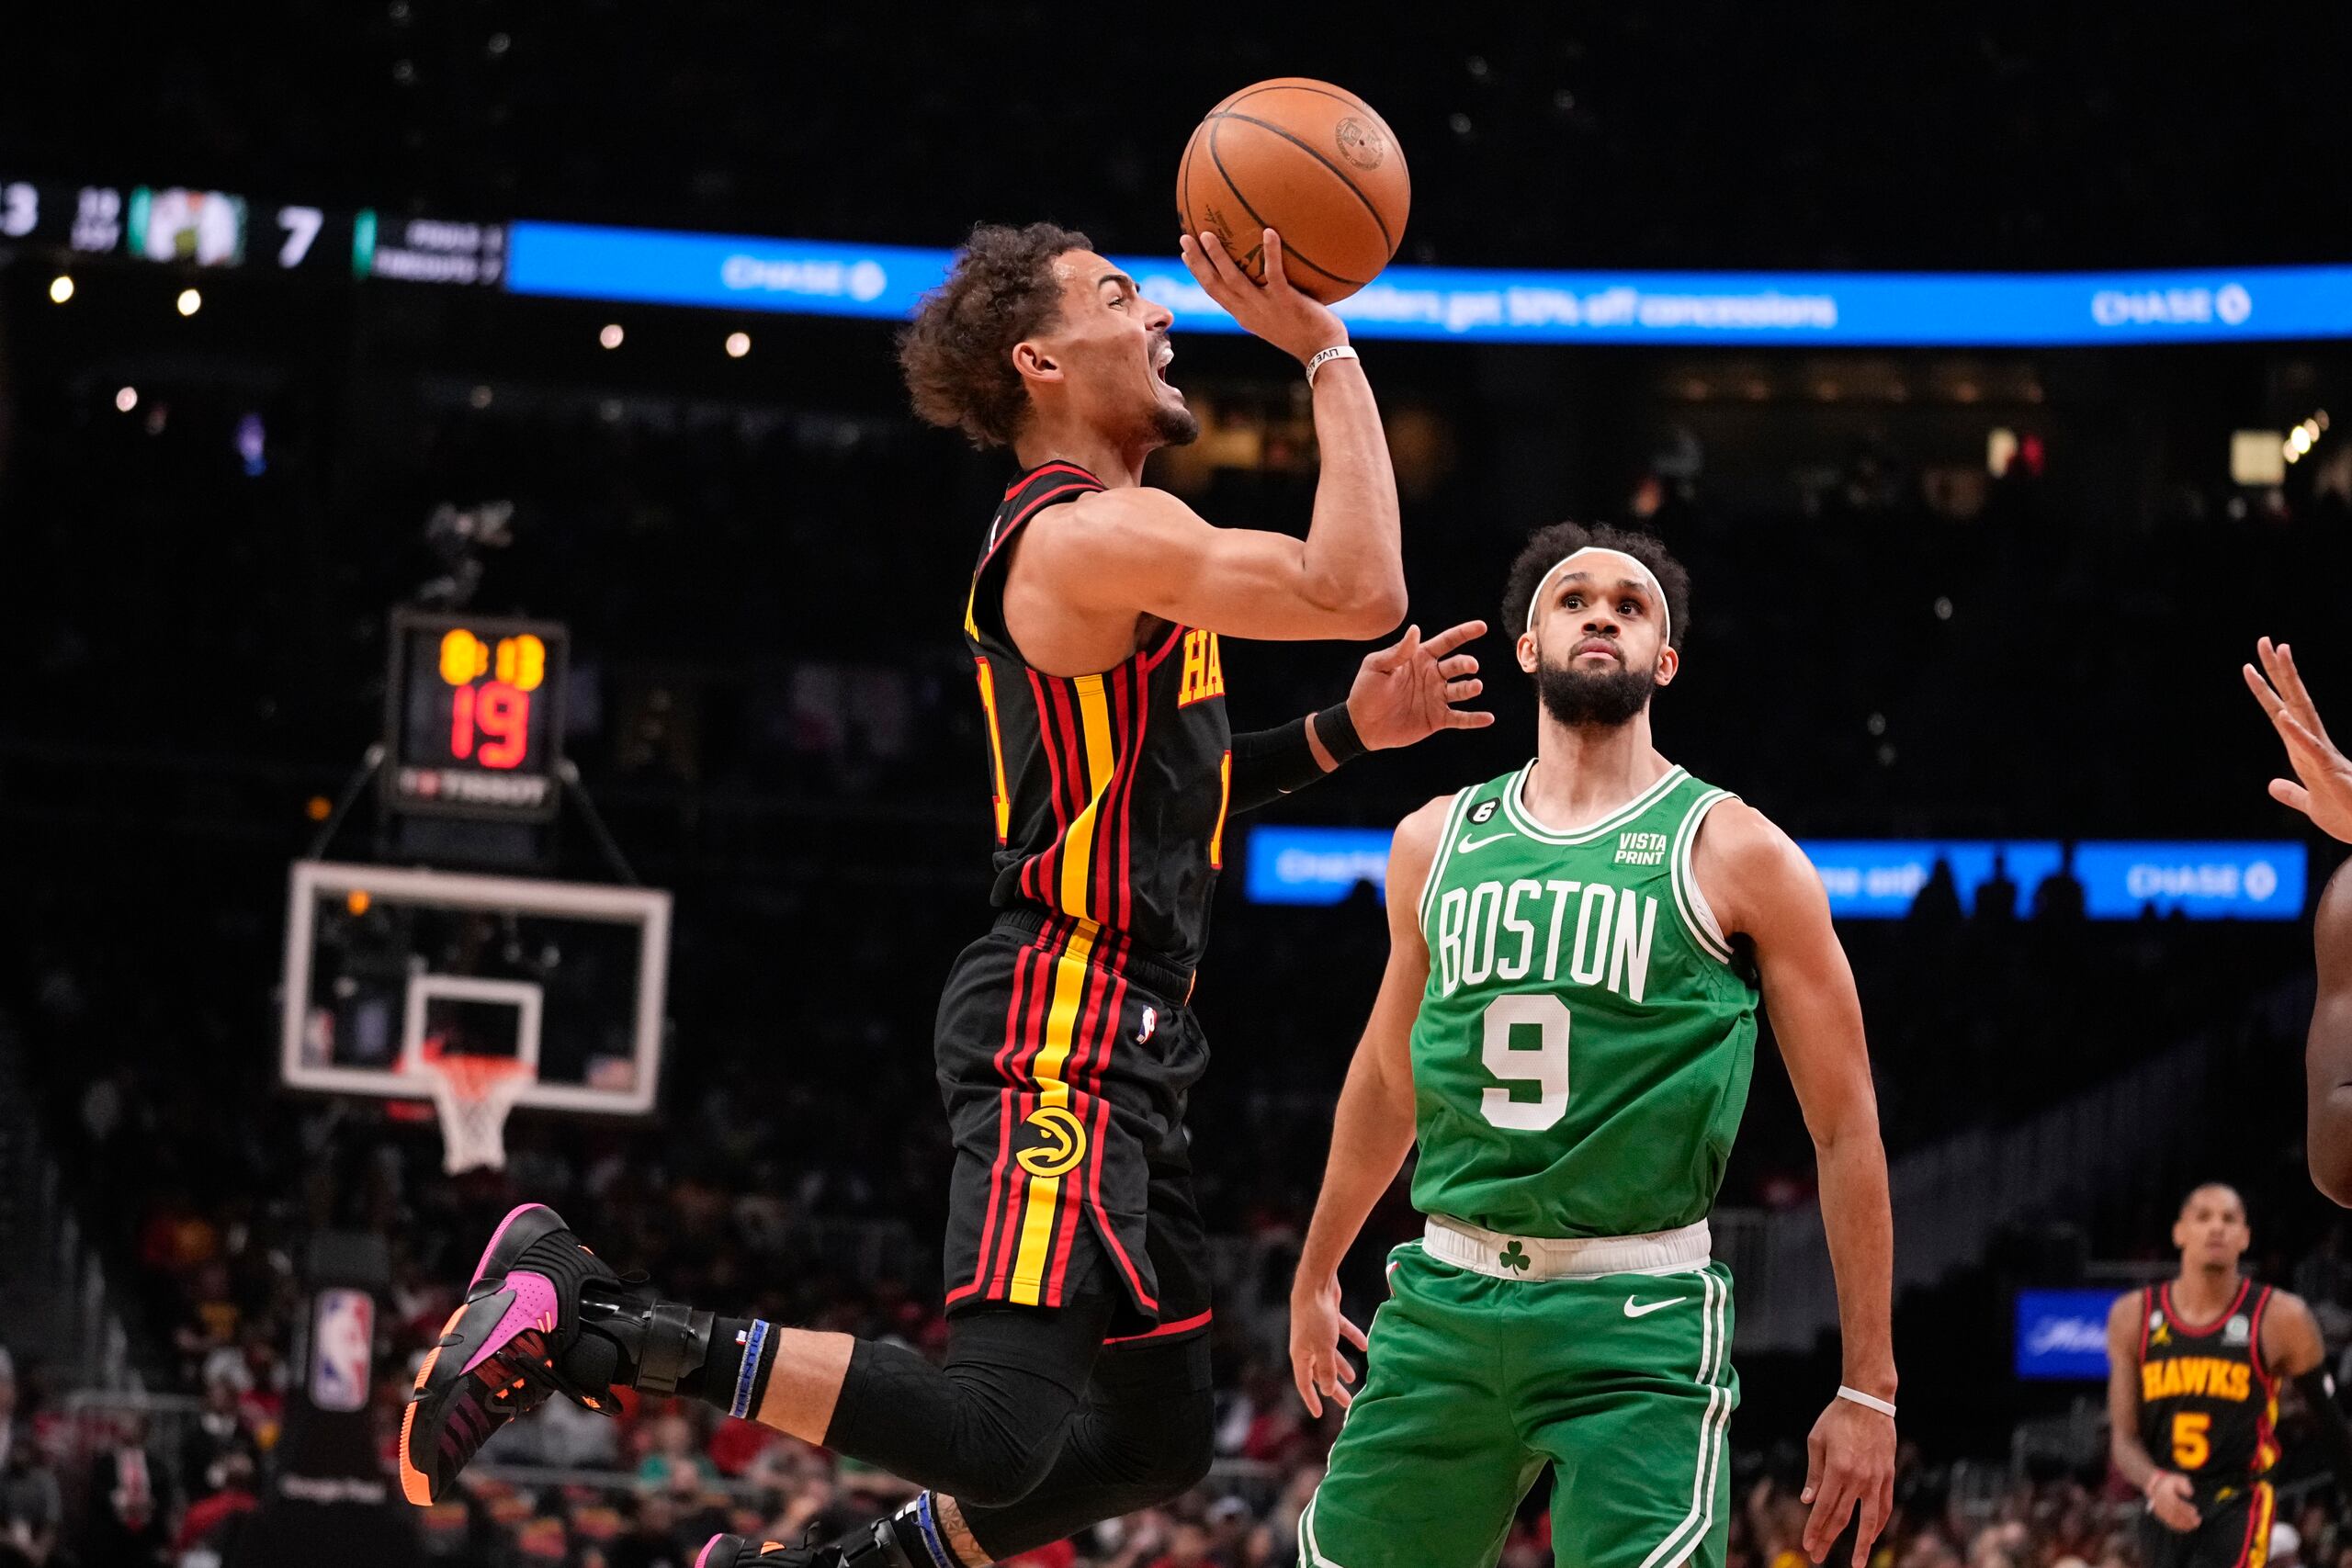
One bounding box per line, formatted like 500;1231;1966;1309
1523;547;1671;649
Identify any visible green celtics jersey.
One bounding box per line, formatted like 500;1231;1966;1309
1409;761;1760;1238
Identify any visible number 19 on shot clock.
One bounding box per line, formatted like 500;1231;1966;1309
383;609;569;821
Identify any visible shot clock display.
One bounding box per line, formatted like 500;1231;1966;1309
383;610;568;821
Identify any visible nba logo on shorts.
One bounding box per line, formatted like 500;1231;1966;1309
311;1288;375;1413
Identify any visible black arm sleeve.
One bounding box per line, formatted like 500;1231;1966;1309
1228;718;1326;816
2294;1367;2352;1500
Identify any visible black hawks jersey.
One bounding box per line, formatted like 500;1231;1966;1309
964;461;1233;975
2135;1279;2281;1499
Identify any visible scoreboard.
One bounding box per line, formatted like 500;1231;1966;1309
0;178;505;286
382;610;568;822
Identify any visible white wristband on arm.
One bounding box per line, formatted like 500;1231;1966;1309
1304;344;1359;387
1836;1384;1897;1418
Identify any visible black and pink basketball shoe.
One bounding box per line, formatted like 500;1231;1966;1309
401;1203;712;1506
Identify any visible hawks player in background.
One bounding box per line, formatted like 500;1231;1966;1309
2242;640;2352;1205
403;220;1495;1568
1288;522;1896;1568
2106;1184;2352;1568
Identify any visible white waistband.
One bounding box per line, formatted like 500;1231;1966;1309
1421;1215;1713;1281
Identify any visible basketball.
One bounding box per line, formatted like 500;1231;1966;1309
1177;77;1410;304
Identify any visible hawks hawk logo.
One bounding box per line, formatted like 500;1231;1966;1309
1016;1106;1089;1179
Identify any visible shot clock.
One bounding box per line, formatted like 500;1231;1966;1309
383;610;568;821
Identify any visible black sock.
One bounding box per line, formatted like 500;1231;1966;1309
684;1316;779;1419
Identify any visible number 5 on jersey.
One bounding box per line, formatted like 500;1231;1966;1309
2172;1411;2211;1470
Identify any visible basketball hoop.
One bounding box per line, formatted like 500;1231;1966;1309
419;1052;536;1174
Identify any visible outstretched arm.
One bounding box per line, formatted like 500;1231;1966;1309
1288;797;1447;1416
2109;1293;2202;1531
1699;803;1894;1567
1228;622;1494;814
2309;865;2352;1204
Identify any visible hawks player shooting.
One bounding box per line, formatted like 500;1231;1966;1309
1288;522;1897;1568
401;220;1494;1568
2106;1184;2352;1568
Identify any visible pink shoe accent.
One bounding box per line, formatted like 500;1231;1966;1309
695;1537;725;1568
459;1270;560;1374
470;1203;552;1286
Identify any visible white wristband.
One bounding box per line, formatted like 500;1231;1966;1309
1836;1385;1897;1418
1304;344;1359;387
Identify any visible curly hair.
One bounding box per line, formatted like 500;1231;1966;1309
898;221;1091;449
1500;521;1691;649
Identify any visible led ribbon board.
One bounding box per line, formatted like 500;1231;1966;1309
503;220;2352;346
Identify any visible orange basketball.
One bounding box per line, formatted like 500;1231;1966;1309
1176;78;1409;305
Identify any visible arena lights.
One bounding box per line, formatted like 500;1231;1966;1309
114;387;137;412
597;322;624;349
175;288;202;317
48;275;73;303
2283;411;2330;465
724;331;751;358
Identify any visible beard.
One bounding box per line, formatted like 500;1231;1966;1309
1537;653;1656;728
1147;400;1200;446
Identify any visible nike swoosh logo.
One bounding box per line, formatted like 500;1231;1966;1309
1456;831;1514;853
1623;1297;1686;1318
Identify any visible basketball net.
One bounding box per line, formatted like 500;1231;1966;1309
420;1053;534;1174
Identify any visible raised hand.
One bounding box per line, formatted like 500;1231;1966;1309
1179;227;1350;366
1345;621;1495;752
2245;637;2352;843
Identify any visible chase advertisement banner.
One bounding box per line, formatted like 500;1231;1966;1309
1241;828;2306;920
504;220;2352;346
2016;1289;2119;1381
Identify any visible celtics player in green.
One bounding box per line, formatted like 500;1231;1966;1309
1289;522;1897;1568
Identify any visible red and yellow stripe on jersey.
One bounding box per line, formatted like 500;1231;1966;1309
964;460;1233;976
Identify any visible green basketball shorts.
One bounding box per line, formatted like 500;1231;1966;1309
1301;1237;1738;1568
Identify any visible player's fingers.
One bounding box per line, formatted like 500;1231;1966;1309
1802;1431;1826;1505
1261;228;1290;292
1421;619;1489;659
2245;662;2287;716
1193;231;1254;296
1437;654;1480;680
2273;779;2314;817
1340;1315;1371;1352
1446;709;1498;728
1445;677;1485;701
1852;1480;1890;1568
1802;1473;1859;1562
1177;234;1219;290
1336;1355;1356;1384
2276;643;2337;742
1292;1357;1322;1417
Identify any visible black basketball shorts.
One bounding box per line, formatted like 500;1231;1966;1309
934;908;1212;1343
2140;1481;2275;1568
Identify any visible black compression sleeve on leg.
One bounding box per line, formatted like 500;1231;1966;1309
957;1331;1217;1562
821;1296;1115;1509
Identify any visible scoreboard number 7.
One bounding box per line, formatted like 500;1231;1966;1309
277;205;323;266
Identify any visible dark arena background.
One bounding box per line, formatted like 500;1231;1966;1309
4;6;2352;1568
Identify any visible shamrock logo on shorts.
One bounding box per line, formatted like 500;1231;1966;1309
1498;1241;1531;1274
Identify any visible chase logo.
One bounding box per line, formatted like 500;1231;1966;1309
1016;1105;1089;1179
